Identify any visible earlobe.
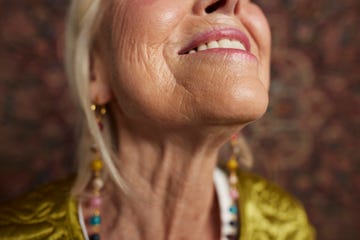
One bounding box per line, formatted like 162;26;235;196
89;51;113;105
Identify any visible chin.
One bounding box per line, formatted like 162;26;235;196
199;84;269;126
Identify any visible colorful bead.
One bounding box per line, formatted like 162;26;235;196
92;177;104;190
230;189;239;199
229;220;237;226
89;233;101;240
91;159;103;171
90;215;101;225
226;157;238;171
90;196;102;207
229;174;238;184
229;205;238;214
100;107;106;115
231;134;239;141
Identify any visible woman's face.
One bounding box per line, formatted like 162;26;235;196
99;0;271;128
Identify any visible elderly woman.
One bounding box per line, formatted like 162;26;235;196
0;0;315;239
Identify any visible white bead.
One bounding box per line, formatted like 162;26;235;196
229;175;238;184
92;178;104;190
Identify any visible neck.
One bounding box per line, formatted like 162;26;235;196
98;117;241;240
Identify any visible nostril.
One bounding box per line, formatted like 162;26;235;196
205;0;227;14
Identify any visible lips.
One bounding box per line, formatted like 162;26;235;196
179;28;251;55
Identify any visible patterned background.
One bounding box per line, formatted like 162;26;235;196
0;0;359;239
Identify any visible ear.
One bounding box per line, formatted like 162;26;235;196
89;49;113;105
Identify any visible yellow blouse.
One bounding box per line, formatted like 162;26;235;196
0;171;315;240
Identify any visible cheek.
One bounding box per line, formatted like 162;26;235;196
107;1;188;122
242;4;271;89
117;0;185;36
112;2;183;83
111;0;186;75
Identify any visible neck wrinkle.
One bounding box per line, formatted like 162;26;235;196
101;117;235;240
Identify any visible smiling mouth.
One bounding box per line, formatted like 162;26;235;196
179;28;251;55
183;38;246;54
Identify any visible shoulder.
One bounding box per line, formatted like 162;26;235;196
237;170;316;240
0;177;84;240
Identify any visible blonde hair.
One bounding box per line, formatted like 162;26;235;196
65;0;126;197
65;0;253;197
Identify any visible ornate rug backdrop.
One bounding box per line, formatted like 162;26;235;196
0;0;359;239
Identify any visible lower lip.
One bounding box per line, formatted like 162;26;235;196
182;48;258;61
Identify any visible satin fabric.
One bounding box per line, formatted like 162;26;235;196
237;171;315;240
0;171;315;240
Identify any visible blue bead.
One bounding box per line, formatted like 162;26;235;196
90;215;101;225
229;205;238;214
89;233;101;240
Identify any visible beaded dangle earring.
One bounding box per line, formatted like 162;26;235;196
88;104;106;240
225;134;241;240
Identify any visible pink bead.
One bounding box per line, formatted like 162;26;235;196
230;189;239;199
90;197;102;207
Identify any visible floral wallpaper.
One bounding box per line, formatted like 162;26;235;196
0;0;359;239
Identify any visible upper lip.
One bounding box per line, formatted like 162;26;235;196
178;27;251;55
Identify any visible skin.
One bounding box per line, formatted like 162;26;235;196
86;0;271;239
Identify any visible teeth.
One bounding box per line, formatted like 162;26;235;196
198;44;207;51
232;40;246;51
207;40;219;49
218;39;232;48
189;38;246;54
